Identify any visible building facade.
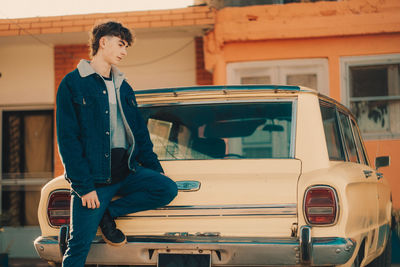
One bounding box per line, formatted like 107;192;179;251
0;0;399;260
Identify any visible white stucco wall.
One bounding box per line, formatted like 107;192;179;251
121;35;197;90
0;44;54;105
0;34;197;107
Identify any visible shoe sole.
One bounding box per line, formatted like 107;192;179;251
101;232;127;247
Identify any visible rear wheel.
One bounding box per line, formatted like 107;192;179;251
366;231;392;267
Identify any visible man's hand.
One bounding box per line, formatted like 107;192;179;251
81;190;100;209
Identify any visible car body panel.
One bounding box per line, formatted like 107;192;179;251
35;85;392;266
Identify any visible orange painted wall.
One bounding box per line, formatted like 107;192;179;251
365;140;400;208
219;35;400;209
222;34;400;100
204;0;400;208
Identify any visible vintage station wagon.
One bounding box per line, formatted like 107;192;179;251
35;85;392;266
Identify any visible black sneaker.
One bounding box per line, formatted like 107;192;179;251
99;209;127;246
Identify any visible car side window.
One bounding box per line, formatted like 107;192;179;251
351;119;369;166
320;103;346;161
338;111;359;163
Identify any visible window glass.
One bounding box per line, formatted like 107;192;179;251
349;64;400;136
1;110;53;226
351;119;368;165
241;76;271;84
286;74;317;89
320;103;345;161
141;102;294;160
228;58;329;95
338;112;359;163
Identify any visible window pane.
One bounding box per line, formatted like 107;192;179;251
241;76;271;84
351;119;368;165
339;112;359;163
287;74;317;89
351;100;390;133
142;102;293;160
349;63;400;136
350;65;389;97
320;104;345;161
2;110;53;226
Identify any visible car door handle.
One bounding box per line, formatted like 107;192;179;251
363;170;373;178
376;172;384;180
175;180;201;192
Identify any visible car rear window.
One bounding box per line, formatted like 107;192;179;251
140;101;294;160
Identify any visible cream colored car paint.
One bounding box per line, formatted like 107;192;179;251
36;86;392;267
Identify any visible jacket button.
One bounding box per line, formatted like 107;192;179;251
105;153;109;158
105;131;110;135
105;110;109;114
103;90;107;94
106;178;111;183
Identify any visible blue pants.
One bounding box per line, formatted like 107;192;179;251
62;166;178;267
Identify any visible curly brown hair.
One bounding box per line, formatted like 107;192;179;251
89;21;135;58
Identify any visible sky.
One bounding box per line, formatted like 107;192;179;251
0;0;194;19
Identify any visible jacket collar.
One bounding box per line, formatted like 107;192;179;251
77;59;126;89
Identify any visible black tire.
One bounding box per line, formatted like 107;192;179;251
366;231;392;267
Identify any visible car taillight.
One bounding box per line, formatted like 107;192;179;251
304;186;338;225
47;190;71;227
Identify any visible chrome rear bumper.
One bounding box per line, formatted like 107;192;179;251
34;227;356;266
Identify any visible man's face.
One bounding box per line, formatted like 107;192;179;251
101;36;129;65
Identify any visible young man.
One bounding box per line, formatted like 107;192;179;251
56;21;178;267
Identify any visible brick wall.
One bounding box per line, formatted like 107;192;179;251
0;6;215;36
195;37;213;85
54;44;89;177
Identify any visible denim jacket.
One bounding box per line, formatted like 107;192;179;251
56;60;163;197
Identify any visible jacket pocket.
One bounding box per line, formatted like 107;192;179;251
73;95;94;106
72;95;95;124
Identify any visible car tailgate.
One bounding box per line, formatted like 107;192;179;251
117;159;301;237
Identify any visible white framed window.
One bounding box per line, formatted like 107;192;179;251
341;54;400;139
226;59;327;158
0;105;53;227
226;58;330;95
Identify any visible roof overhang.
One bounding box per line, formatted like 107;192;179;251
0;6;215;46
0;25;211;46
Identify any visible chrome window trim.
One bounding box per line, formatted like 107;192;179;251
338;111;360;163
348;117;367;165
335;108;350;162
350;118;370;166
121;203;297;218
290;99;297;158
46;189;71;229
139;98;298;159
138;98;297;107
303;185;340;227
